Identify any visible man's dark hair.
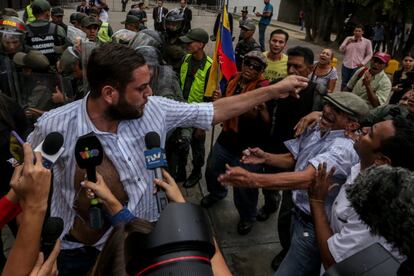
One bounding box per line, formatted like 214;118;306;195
87;43;146;99
379;116;414;170
287;46;314;65
354;24;364;31
269;29;289;43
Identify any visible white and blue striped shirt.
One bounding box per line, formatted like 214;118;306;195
28;95;213;249
284;124;359;216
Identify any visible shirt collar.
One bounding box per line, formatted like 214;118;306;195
76;93;114;138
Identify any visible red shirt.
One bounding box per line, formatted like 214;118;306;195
0;196;22;229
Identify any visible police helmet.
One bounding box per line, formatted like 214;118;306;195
129;29;163;52
164;9;184;35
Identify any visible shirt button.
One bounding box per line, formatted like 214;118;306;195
128;157;132;161
137;178;141;181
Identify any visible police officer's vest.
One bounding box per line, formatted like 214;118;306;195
25;5;36;23
98;22;112;43
26;22;61;65
180;54;212;103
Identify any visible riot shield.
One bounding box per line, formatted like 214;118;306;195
15;70;65;121
111;29;137;45
129;29;163;51
0;54;19;100
66;25;87;46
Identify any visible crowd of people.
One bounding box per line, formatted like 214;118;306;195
1;0;414;275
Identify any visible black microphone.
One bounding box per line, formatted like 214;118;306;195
34;132;65;169
74;132;104;229
144;132;168;212
41;217;63;259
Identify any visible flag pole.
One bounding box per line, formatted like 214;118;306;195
209;0;226;153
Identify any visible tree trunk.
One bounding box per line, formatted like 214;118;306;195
334;1;347;45
304;0;314;41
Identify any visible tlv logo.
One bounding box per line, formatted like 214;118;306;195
144;148;167;169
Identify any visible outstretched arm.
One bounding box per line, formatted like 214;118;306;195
212;75;308;125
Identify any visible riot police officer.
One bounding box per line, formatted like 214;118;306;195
162;9;186;72
25;0;67;68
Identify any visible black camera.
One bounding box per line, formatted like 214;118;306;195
125;203;216;276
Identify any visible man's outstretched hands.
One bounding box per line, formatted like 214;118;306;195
241;147;267;165
273;75;309;99
218;164;256;188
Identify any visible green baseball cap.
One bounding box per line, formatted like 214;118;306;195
51;7;64;16
13;50;50;71
121;15;140;24
31;0;51;13
241;21;256;32
179;28;209;44
324;92;370;120
81;16;101;28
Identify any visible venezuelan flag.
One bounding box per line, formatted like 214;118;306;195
205;5;237;97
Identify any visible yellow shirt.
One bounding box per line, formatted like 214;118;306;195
264;52;288;81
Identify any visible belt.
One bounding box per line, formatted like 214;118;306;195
293;206;313;224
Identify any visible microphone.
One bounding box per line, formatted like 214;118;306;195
41;217;63;259
74;132;104;229
34;132;65;169
144;132;168;212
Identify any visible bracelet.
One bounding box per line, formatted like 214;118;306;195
309;198;324;204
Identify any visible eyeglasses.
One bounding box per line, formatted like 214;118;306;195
243;59;264;71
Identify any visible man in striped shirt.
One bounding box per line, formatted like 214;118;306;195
28;43;308;275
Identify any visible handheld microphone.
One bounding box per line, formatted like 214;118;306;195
41;217;63;259
144;132;168;212
34;132;65;169
74;132;104;229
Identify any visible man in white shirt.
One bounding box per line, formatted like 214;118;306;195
309;116;414;272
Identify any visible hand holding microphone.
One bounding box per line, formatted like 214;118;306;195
75;133;104;229
144;132;169;212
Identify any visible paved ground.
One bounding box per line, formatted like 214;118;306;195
8;3;346;275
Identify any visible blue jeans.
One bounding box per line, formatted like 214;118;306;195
233;163;264;222
341;65;357;90
258;23;267;52
274;210;321;276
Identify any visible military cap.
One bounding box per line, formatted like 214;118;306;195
51;7;64;16
13;50;50;71
31;0;51;13
324;92;369;120
244;50;267;67
81;16;101;28
179;28;209;44
121;15;140;25
241;20;256;32
70;12;86;23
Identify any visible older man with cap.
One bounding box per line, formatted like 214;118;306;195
51;7;68;33
168;28;212;188
219;91;369;275
345;52;392;109
25;0;66;67
201;51;271;235
235;21;261;71
121;15;142;32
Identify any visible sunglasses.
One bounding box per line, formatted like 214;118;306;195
243;59;264;71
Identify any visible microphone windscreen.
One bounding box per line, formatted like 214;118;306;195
42;132;64;155
145;132;161;149
42;217;64;243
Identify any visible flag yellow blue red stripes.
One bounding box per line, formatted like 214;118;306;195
205;5;237;97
